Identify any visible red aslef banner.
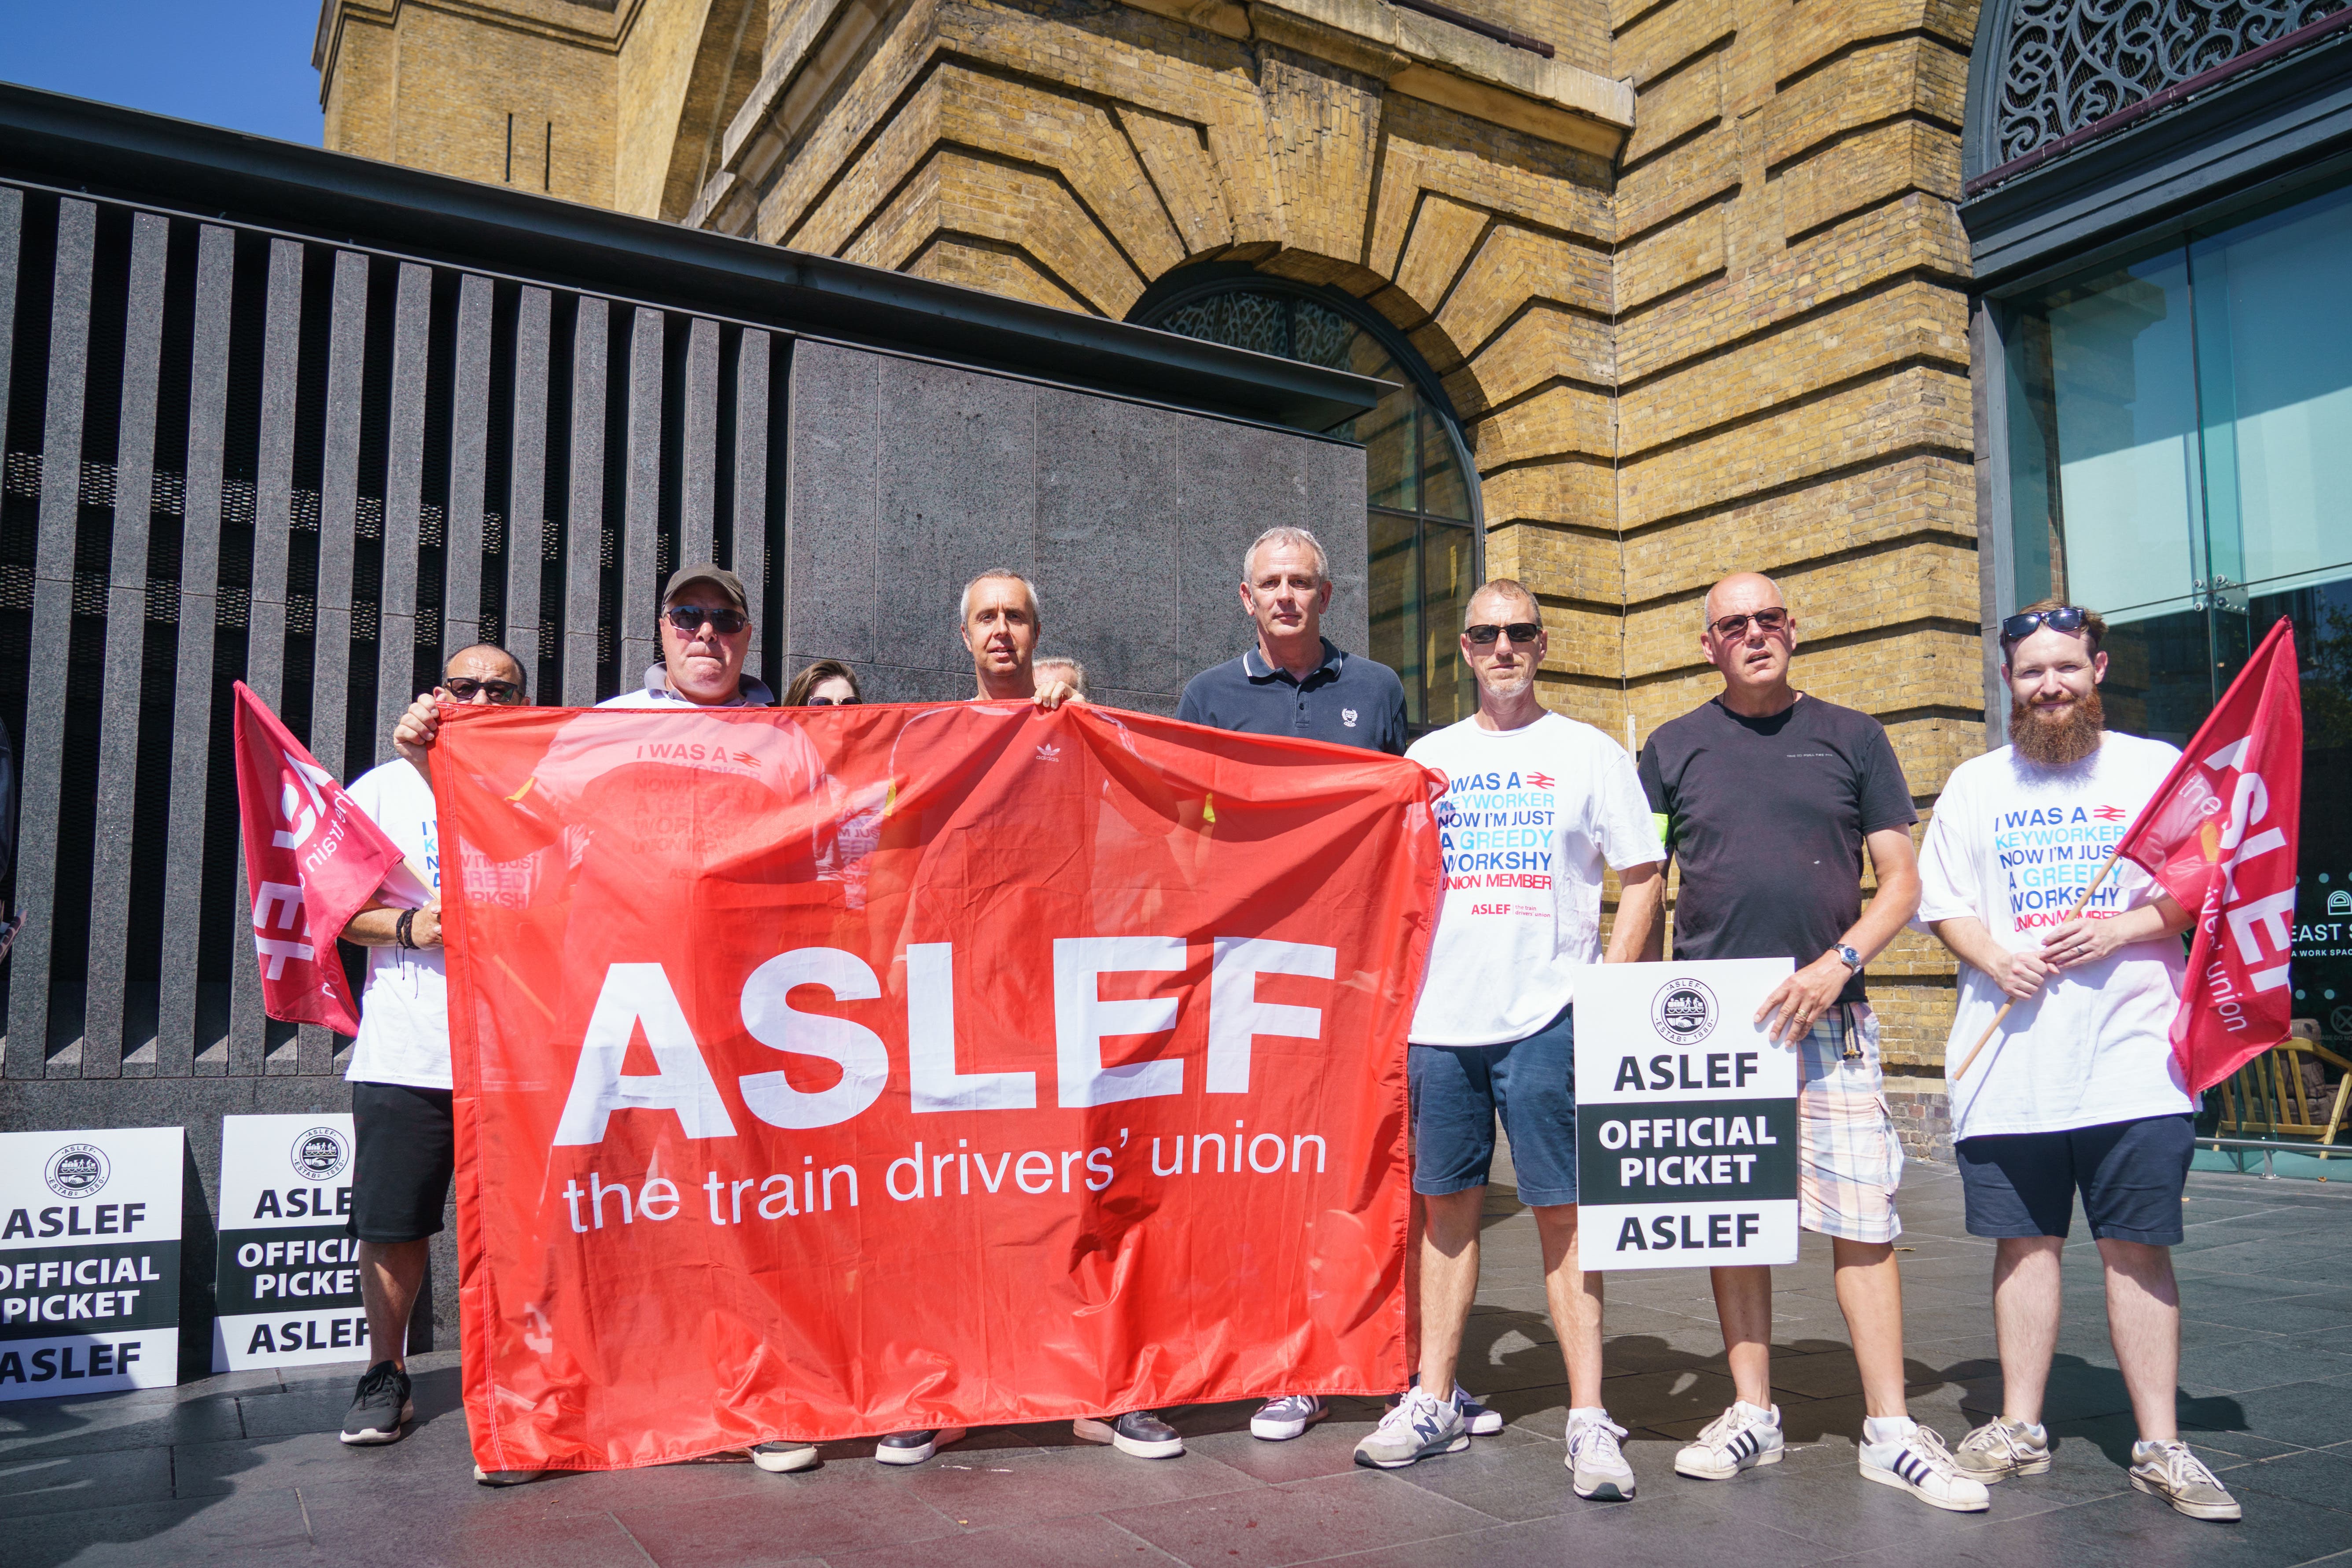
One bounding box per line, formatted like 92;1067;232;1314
433;699;1439;1472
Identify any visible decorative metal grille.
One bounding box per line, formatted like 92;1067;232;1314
1996;0;2349;163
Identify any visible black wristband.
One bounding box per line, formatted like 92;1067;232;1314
396;908;417;950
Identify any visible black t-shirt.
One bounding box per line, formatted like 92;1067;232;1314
1637;694;1916;1005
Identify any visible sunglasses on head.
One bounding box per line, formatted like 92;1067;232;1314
1464;622;1542;646
444;676;524;704
663;604;748;635
2000;605;2090;645
806;696;859;707
1708;607;1789;639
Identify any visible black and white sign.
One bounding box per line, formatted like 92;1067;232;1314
0;1126;184;1400
1575;959;1799;1271
213;1114;370;1372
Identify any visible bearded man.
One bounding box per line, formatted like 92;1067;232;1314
1917;601;2239;1522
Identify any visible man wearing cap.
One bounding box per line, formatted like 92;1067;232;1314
605;564;773;708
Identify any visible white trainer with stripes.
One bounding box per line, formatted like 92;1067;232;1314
1674;1401;1783;1480
1859;1421;1991;1512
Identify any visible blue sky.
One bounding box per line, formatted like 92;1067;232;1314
3;0;326;145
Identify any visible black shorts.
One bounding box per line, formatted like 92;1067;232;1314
1955;1114;2194;1246
348;1081;455;1244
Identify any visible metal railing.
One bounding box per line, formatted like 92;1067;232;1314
2201;1134;2344;1179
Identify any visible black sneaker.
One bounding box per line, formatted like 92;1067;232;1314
1072;1410;1184;1459
340;1360;413;1446
875;1427;967;1465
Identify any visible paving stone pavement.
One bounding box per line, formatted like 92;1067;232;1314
7;1162;2352;1567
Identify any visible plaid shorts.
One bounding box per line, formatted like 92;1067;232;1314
1795;1003;1903;1244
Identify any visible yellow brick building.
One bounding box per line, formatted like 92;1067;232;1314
315;0;1983;1075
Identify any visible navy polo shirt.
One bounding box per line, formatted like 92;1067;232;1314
1175;637;1408;755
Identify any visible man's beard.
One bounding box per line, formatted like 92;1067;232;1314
2010;687;2105;767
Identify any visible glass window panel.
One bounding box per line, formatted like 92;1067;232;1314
1368;510;1421;726
2192;183;2352;599
1291;298;1355;371
1420;410;1470;521
1362;386;1417;512
1421;521;1476;726
2009;252;2203;626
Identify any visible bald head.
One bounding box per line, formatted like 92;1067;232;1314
1701;573;1783;633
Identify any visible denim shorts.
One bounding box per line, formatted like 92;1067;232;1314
1408;1003;1577;1207
1956;1114;2194;1245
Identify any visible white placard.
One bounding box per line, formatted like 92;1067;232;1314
1574;958;1800;1271
213;1114;371;1372
0;1126;184;1399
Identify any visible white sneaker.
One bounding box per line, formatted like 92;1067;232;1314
1674;1401;1783;1480
1566;1413;1635;1501
1250;1394;1327;1441
1859;1421;1991;1513
747;1440;818;1473
1352;1387;1469;1469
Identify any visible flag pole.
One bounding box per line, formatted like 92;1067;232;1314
1950;847;2122;1081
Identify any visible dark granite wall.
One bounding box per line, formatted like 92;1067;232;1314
784;341;1369;709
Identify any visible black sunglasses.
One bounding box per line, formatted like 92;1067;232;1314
444;676;525;704
2000;605;2090;645
1465;622;1542;646
663;604;748;635
806;696;859;707
1708;607;1789;639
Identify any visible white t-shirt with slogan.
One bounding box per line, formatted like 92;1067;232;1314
1406;712;1664;1045
341;760;454;1090
1916;731;2196;1141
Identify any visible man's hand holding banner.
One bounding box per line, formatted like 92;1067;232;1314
431;700;1439;1472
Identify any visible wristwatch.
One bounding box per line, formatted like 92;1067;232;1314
1832;944;1864;972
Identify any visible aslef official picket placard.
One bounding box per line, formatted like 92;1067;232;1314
1574;959;1800;1272
214;1114;371;1372
0;1126;184;1400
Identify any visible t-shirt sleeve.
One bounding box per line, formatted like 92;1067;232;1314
1635;737;1673;857
1598;746;1666;871
1855;720;1919;834
1912;778;1981;930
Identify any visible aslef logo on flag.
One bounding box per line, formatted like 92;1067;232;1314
230;683;412;1035
2113;617;2304;1093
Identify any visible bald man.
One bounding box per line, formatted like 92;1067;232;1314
1634;574;1984;1513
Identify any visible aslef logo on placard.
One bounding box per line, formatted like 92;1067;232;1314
1650;978;1719;1045
44;1143;111;1200
289;1127;350;1183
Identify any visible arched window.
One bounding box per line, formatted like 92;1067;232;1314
1134;271;1480;732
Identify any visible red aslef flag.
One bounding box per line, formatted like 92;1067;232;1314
232;681;409;1035
2113;617;2303;1094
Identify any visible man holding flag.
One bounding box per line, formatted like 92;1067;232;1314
1918;599;2291;1522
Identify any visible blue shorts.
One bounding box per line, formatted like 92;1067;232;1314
1408;1004;1577;1207
1955;1115;2194;1246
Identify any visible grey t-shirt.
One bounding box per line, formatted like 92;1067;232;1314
1637;694;1916;1005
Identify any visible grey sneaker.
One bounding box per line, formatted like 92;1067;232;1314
1566;1413;1635;1500
2130;1439;2242;1521
1673;1401;1783;1480
1955;1416;2051;1481
1353;1387;1469;1469
339;1361;412;1446
1250;1395;1327;1441
748;1440;818;1472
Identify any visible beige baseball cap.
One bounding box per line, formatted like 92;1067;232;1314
662;562;748;611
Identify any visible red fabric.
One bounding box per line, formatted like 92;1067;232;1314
231;681;409;1036
2112;618;2304;1095
433;700;1440;1472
